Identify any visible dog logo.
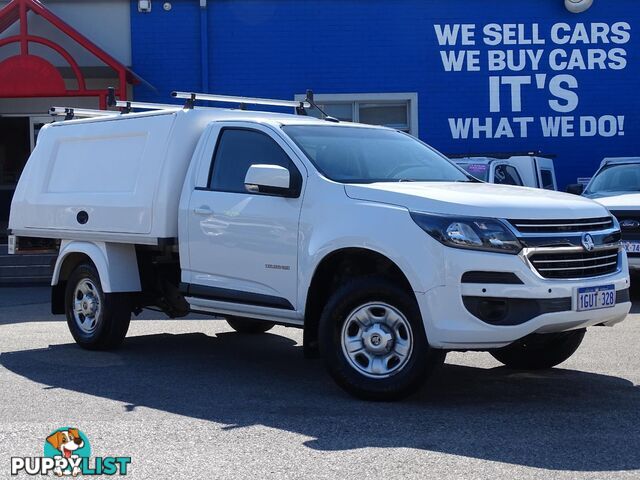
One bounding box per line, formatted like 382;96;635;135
10;427;130;476
45;428;91;477
581;233;595;252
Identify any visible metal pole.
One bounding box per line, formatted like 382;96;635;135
200;1;209;92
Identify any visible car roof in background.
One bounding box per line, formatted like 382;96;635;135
601;157;640;168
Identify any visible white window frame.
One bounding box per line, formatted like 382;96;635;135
294;92;419;137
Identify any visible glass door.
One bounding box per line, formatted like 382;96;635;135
29;115;55;150
0;116;31;240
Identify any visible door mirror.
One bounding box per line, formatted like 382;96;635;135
566;183;585;195
244;164;292;196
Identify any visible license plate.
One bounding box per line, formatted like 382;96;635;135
576;284;616;312
622;241;640;253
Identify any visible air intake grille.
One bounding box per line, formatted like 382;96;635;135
509;217;614;234
529;247;619;279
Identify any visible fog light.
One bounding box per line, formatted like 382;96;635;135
477;299;508;323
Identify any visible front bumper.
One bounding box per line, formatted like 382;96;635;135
416;246;631;349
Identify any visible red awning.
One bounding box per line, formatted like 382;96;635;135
0;0;135;108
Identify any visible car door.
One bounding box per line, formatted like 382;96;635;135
185;123;305;311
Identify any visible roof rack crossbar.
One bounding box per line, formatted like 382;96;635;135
171;91;311;110
113;100;183;113
106;86;182;113
49;107;120;120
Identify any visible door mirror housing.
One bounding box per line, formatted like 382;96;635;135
566;183;585;195
244;164;293;196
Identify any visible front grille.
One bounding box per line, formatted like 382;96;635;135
610;211;640;257
509;217;614;234
529;247;619;279
610;211;640;226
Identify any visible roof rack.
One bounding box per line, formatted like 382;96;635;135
171;91;312;111
50;87;340;122
49;107;120;121
107;87;182;113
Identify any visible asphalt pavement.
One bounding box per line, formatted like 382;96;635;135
0;286;639;479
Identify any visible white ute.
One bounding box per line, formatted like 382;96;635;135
8;92;632;400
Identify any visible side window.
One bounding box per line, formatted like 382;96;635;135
208;128;300;193
540;169;555;190
494;165;523;186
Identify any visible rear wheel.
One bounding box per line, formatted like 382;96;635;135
319;276;445;401
490;328;586;370
65;262;131;350
226;317;275;334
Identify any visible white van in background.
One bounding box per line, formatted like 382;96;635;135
451;153;557;190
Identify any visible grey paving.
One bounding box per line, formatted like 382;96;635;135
0;286;638;479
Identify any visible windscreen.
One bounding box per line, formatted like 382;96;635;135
283;125;472;184
585;163;640;194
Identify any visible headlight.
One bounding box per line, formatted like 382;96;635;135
410;212;522;254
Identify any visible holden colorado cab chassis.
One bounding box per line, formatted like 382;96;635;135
8;91;631;400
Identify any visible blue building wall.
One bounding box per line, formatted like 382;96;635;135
131;0;639;189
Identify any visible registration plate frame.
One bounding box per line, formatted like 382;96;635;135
576;284;616;312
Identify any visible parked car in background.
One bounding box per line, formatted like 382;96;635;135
568;158;640;272
450;153;557;190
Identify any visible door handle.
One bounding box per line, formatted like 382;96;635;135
193;206;213;215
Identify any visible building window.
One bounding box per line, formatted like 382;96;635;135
294;93;418;136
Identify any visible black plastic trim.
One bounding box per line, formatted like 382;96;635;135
462;295;572;326
157;237;177;247
461;271;523;285
618;288;631;303
463;288;630;326
180;282;294;310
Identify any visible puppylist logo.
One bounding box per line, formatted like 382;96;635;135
10;427;131;476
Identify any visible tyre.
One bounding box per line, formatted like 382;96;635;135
226;317;275;334
490;328;586;370
65;262;131;350
319;276;445;401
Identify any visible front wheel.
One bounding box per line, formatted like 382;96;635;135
490;328;586;370
319;276;445;401
65;262;131;350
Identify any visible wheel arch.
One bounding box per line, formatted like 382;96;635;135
52;241;141;293
302;247;415;357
